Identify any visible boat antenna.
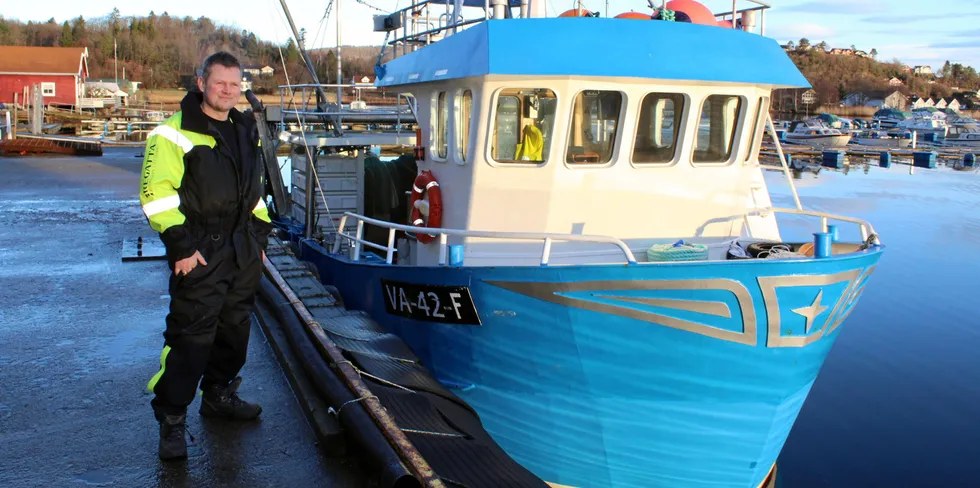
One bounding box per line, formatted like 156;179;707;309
278;0;343;136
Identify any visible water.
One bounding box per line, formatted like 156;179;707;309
768;161;980;487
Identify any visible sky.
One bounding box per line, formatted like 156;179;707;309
4;0;980;71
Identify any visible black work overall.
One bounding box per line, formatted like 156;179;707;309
145;92;272;419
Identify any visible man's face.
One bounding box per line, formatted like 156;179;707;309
197;64;241;113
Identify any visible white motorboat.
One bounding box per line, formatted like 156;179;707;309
850;130;912;148
783;119;852;147
944;125;980;147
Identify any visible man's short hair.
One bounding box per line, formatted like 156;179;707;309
201;51;242;81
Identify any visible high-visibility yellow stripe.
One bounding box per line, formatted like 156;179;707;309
252;197;271;223
146;345;171;394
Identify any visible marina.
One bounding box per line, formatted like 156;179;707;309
2;0;980;487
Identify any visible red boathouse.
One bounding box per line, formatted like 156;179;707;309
0;46;89;107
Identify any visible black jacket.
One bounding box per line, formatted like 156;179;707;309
139;91;273;267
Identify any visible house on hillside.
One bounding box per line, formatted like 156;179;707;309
841;90;906;110
351;75;375;85
888;77;904;87
913;65;933;76
935;98;948;109
829;48;853;56
0;46;89;107
910;96;933;109
947;98;962;112
244;65;274;76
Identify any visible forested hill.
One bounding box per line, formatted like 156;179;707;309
0;10;390;91
2;12;978;104
783;39;979;106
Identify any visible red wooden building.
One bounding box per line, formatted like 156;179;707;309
0;46;89;107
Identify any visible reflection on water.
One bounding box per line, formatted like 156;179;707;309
769;161;980;487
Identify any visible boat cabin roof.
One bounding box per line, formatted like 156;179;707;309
375;18;810;88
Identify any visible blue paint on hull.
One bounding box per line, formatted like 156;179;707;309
300;239;882;488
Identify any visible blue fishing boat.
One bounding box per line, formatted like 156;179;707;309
273;1;884;486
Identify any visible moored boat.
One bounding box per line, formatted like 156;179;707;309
850;129;912;148
783;119;852;147
275;2;885;487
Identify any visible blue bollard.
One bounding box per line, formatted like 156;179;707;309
879;151;892;168
913;151;937;168
821;150;845;169
965;154;976;168
826;224;839;242
449;244;465;266
813;232;832;258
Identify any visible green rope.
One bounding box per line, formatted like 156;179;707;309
656;8;675;21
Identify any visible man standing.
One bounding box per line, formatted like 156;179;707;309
139;51;273;461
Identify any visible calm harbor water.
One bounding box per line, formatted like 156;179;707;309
768;161;980;487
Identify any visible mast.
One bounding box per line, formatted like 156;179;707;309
278;0;343;136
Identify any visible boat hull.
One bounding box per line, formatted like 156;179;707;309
851;137;911;148
783;134;851;147
300;240;883;488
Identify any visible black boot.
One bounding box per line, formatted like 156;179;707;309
158;414;187;461
200;377;262;420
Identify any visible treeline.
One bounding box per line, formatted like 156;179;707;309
782;38;980;107
0;11;390;91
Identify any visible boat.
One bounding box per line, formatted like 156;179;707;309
272;1;885;487
943;124;980;147
872;108;910;129
850;129;912;148
783;119;852;146
891;115;948;139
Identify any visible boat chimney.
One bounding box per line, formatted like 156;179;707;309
526;0;546;17
491;0;508;19
740;10;757;32
520;0;529;17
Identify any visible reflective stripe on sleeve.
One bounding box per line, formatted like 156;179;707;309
253;198;267;212
142;194;181;217
148;125;194;153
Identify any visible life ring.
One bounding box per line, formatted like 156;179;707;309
409;170;443;244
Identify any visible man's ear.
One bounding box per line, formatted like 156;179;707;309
197;77;205;93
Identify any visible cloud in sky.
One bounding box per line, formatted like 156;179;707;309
784;0;886;15
869;12;980;24
767;23;838;42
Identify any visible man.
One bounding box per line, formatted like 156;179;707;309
139;51;273;461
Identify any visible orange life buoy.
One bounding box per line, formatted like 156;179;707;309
409;170;443;244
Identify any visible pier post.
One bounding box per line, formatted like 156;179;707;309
879;151;891;168
821;150;844;169
912;151;937;169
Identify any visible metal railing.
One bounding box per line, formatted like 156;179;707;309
332;212;638;265
694;207;880;245
336;209;881;267
277;83;417;130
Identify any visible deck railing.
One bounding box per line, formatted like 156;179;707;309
330;209;880;267
332;212;638;265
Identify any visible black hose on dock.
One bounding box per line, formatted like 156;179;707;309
258;277;420;488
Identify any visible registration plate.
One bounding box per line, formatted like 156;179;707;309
381;279;482;325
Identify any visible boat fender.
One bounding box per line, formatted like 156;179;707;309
409;170;443;244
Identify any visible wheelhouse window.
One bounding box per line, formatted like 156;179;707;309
432;91;449;160
694;95;744;163
744;96;770;162
633;93;685;164
490;88;557;163
455;89;472;163
566;90;623;164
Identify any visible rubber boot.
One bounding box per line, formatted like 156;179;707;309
200;376;262;420
158;414;187;461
